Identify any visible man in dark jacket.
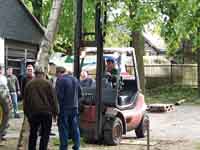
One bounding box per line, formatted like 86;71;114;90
17;64;35;148
56;67;81;150
21;64;35;99
24;66;59;150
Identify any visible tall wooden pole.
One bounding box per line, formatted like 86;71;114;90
74;0;83;79
95;1;103;141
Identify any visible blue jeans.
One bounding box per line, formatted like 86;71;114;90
58;108;80;150
10;92;18;115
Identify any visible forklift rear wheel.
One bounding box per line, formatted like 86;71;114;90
104;117;123;145
135;114;149;138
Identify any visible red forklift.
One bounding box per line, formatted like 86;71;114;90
73;0;149;145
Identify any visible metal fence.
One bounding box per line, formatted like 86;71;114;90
144;64;197;88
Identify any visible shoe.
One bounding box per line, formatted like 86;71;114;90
50;132;56;136
14;113;21;118
1;136;7;141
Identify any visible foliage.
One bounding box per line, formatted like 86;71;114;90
105;25;131;47
106;0;158;37
146;85;200;104
23;0;200;57
23;0;159;51
158;0;200;55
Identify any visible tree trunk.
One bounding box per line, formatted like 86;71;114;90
182;39;193;64
36;0;64;69
131;31;145;93
198;48;200;96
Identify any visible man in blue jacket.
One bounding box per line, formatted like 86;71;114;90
56;67;81;150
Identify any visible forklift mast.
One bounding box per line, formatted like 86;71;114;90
74;0;106;140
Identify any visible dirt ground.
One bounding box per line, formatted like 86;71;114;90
0;105;200;150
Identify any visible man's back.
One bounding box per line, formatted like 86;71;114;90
56;74;81;111
24;78;58;117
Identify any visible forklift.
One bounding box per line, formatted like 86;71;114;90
73;0;149;145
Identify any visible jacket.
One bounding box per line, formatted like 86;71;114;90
7;74;20;93
56;74;81;112
24;78;59;118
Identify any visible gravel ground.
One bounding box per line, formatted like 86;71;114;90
0;105;200;150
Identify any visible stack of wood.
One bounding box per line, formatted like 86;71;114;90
147;104;175;113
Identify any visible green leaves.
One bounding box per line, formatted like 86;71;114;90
23;0;200;57
159;0;200;55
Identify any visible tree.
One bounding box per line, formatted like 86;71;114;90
106;0;158;93
36;0;64;68
158;0;200;93
158;0;200;56
31;0;43;23
17;1;64;149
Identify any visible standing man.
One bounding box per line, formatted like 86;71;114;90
0;64;10;140
0;65;8;87
21;64;35;98
17;64;35;149
56;67;81;150
7;67;20;118
24;66;59;150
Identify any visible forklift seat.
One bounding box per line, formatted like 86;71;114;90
118;79;138;106
80;87;117;106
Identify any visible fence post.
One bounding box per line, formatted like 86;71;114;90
197;48;200;95
170;61;173;85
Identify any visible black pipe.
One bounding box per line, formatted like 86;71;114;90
95;1;103;141
74;0;83;79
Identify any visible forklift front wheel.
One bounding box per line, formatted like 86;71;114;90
103;117;123;145
135;114;149;138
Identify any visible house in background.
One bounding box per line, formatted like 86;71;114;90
0;0;44;75
143;32;166;56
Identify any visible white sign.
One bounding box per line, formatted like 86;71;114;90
0;37;4;66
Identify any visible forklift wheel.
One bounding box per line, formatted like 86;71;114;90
135;114;149;138
104;117;123;145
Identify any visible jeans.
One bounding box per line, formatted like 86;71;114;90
58;108;80;150
28;113;52;150
10;92;18;116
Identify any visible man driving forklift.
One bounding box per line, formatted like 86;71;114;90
105;57;118;88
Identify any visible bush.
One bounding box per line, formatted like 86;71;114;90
145;85;200;104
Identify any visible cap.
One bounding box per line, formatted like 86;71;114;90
106;56;115;63
34;65;45;74
56;66;66;74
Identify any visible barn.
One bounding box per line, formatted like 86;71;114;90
0;0;44;75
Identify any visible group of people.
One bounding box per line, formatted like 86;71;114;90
18;64;80;150
0;56;118;150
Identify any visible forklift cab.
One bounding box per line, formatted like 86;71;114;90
74;1;148;145
80;47;140;110
79;46;148;145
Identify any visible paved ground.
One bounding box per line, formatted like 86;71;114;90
1;105;200;150
149;105;200;141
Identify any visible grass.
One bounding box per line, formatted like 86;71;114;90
145;85;200;104
195;142;200;150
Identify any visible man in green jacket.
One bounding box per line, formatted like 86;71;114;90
7;67;20;118
24;65;59;150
